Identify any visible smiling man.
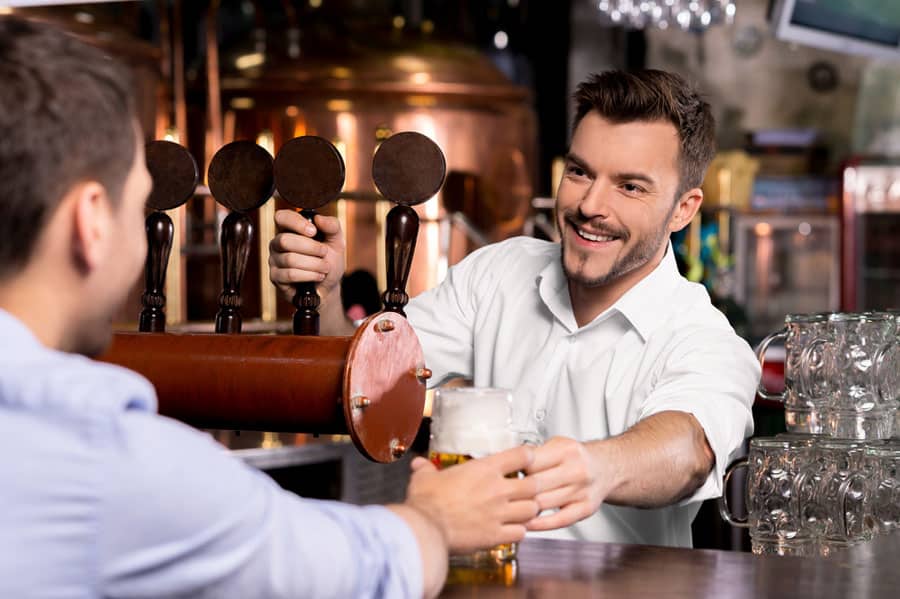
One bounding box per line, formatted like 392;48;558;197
269;70;760;547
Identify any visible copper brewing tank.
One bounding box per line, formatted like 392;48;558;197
216;29;537;319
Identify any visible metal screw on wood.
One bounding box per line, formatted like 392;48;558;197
391;439;407;458
415;367;432;381
376;319;395;332
352;395;371;409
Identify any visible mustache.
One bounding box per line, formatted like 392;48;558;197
562;211;628;240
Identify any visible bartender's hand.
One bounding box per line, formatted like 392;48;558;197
269;209;356;335
269;209;346;303
404;445;540;554
523;436;611;531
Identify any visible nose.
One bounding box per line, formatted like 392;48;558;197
578;180;612;220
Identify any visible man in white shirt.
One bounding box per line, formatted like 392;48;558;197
269;70;760;547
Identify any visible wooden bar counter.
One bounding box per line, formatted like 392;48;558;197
440;534;900;598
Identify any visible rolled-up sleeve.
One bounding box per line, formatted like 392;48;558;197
637;327;759;504
97;412;422;599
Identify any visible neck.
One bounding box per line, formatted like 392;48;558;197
0;271;76;352
567;244;667;328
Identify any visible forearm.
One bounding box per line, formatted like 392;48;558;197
587;411;714;509
387;504;448;599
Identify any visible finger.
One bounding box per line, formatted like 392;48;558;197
312;214;343;237
480;445;534;476
410;457;435;473
268;251;330;274
525;441;568;474
501;499;541;524
526;502;593;531
269;266;326;285
269;232;327;257
495;524;528;545
534;484;580;512
501;474;540;501
526;464;578;496
274;209;316;236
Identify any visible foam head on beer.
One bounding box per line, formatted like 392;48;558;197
430;388;518;457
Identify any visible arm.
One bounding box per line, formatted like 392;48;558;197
269;209;355;336
526;411;713;531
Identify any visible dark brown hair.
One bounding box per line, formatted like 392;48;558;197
0;16;137;278
573;69;716;196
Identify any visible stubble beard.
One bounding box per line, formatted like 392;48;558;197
559;211;673;289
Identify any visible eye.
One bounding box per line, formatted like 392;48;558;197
565;164;586;178
621;182;646;194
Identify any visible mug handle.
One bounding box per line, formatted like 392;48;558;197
719;458;750;528
838;473;870;542
799;337;828;400
872;341;899;405
756;330;787;401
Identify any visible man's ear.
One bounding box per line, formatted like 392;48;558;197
668;187;703;234
70;182;112;272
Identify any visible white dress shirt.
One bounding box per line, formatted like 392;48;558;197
406;237;759;547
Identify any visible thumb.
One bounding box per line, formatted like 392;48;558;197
482;445;535;476
313;214;343;239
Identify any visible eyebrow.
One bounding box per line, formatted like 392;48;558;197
566;152;657;188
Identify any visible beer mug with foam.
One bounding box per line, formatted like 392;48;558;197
428;387;521;566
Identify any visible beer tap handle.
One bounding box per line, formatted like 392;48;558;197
382;205;419;316
208;140;275;334
140;211;174;332
140;140;199;332
371;131;446;317
272;136;345;335
292;208;323;335
216;212;253;334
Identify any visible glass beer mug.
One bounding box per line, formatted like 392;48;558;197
756;313;830;434
428;387;524;567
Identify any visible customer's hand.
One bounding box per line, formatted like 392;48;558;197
405;446;540;553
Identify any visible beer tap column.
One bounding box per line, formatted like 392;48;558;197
140;141;198;332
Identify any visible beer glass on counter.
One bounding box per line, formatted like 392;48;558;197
428;387;536;567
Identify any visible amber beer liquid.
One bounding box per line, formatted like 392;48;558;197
427;450;518;564
428;387;520;567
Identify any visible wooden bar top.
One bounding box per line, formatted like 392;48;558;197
440;534;900;598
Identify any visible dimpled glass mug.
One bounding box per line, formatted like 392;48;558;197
805;313;898;440
720;437;817;556
757;314;830;434
427;387;539;567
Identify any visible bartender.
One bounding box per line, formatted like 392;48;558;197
270;68;760;548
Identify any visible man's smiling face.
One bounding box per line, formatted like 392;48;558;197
556;111;683;290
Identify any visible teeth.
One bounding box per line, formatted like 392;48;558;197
576;227;616;242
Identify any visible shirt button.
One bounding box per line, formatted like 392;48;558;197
567;336;575;345
535;409;546;422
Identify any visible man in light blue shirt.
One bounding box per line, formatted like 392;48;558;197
0;17;539;598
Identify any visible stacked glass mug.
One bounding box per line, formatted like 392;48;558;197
721;311;900;556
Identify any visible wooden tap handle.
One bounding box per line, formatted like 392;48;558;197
215;211;253;334
382;204;419;316
139;211;174;332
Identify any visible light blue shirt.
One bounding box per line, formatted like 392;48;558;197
0;310;422;598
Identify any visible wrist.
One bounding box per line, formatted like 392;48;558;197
585;439;626;500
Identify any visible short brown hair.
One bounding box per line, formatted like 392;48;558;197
0;16;137;278
573;69;715;196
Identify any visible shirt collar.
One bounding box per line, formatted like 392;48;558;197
535;242;682;339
